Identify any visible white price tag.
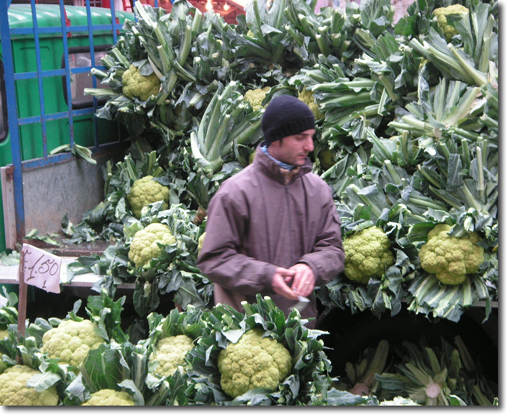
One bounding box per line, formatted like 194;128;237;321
19;244;61;294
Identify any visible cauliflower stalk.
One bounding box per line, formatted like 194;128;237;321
0;365;59;406
81;389;135;406
122;64;160;101
433;5;469;41
127;175;170;218
217;328;292;399
149;334;195;378
418;224;484;285
244;86;270;111
41;319;105;368
343;226;395;284
128;223;176;269
298;88;323;120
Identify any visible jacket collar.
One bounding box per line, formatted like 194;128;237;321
255;142;312;185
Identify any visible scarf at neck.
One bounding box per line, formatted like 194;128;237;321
261;145;295;171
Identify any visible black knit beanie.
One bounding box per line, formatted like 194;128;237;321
261;95;316;146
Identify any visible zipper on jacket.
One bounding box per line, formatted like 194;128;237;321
285;185;294;263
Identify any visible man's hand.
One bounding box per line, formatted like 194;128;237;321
290;263;315;297
271;267;298;300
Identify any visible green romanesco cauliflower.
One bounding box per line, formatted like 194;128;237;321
0;365;59;406
318;148;336;170
244;86;271;111
81;389;135;406
217;328;292;399
41;319;105;368
128;223;176;269
122;64;160;101
418;223;485;285
127;175;170;218
298;88;323;120
343;226;395;284
149;334;194;378
433;4;469;41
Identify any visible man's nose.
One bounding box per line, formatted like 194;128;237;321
305;136;314;152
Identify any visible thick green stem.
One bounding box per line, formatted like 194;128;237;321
384;160;402;186
476;146;485;200
448;44;488;86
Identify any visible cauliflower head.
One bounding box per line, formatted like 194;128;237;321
122;64;160;101
149;334;194;378
217;328;292;399
343;226;395;284
127;175;170;218
298;88;323;120
41;319;105;368
81;389;135;406
244;86;271;111
0;365;59;406
433;5;469;41
128;223;176;269
419;223;485;285
318;148;336;170
198;232;206;254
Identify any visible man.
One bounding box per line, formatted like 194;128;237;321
196;94;345;327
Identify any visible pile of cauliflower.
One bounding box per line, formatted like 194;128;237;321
149;334;195;378
419;223;485;285
81;389;135;406
0;365;59;406
217;328;292;399
433;4;469;41
243;86;271;112
128;223;176;269
122;64;161;101
41;319;105;368
127;175;170;218
342;226;395;284
298;88;323;120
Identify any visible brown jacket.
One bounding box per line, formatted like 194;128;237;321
196;145;345;326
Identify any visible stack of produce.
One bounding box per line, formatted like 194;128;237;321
1;291;392;406
62;0;498;325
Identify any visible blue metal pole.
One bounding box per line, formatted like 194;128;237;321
29;0;49;158
0;1;25;244
58;0;74;150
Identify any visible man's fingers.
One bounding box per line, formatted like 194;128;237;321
272;273;298;300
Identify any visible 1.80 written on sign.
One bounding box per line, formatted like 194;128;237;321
19;244;61;294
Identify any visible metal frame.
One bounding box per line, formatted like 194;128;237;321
0;0;131;244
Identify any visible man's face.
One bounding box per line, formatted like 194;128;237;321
267;129;316;167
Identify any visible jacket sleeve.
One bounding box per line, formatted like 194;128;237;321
196;187;276;296
298;194;345;287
